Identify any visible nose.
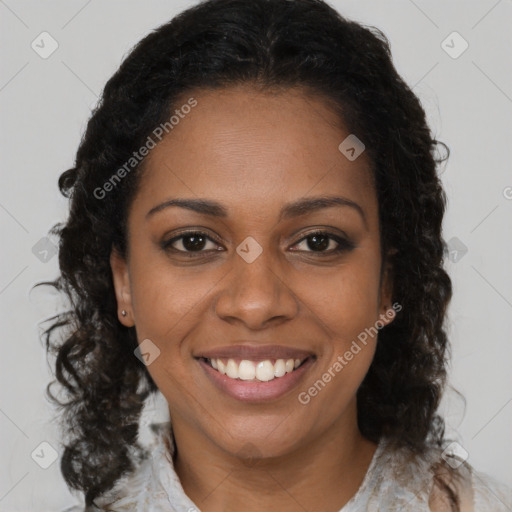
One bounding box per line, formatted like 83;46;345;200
213;243;299;330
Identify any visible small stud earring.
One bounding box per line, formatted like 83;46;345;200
121;310;127;317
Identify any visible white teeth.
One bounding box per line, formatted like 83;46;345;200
208;357;305;382
238;360;256;380
226;359;238;379
274;359;286;377
256;361;274;381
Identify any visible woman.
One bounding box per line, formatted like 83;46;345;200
44;0;512;510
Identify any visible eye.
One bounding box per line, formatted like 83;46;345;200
291;230;355;255
161;229;355;258
161;231;221;255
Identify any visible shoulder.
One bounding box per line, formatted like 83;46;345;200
89;448;156;511
85;422;174;511
470;467;512;511
82;421;200;512
364;439;512;511
426;446;512;511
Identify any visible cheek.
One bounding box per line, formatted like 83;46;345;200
297;265;381;412
301;253;382;405
128;256;215;406
130;260;214;346
310;256;382;340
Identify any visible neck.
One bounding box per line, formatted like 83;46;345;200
171;402;378;512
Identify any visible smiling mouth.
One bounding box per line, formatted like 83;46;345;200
197;356;312;382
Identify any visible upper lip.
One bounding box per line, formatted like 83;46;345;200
195;343;314;361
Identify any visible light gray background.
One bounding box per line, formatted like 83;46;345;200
1;0;511;510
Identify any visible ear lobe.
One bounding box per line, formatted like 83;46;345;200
110;247;134;327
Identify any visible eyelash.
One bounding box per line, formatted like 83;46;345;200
161;229;355;258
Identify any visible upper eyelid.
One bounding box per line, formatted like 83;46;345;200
164;231;219;250
164;229;351;251
165;229;222;246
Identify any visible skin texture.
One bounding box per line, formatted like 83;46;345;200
110;84;395;512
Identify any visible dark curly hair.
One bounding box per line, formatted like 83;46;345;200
39;0;456;507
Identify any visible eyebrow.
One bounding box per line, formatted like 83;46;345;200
146;195;366;225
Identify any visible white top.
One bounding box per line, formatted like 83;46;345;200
64;422;512;511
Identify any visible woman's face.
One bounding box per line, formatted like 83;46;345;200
111;85;394;459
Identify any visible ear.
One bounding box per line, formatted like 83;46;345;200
377;249;397;327
110;246;135;327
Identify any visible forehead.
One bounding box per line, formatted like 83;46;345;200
133;85;376;224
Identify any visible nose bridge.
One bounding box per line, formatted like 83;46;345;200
214;236;298;328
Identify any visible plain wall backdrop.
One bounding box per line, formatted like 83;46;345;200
1;0;511;510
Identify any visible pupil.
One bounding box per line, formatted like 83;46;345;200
183;234;206;251
308;234;329;251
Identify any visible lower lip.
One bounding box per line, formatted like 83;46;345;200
197;357;315;403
